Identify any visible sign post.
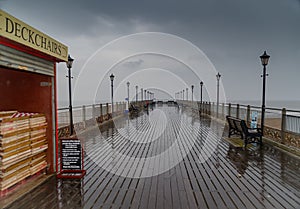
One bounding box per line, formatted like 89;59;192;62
57;138;86;178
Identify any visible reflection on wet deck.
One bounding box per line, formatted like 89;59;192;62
5;105;300;209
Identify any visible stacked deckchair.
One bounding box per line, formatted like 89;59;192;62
0;111;48;191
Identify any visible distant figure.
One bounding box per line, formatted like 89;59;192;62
144;101;149;109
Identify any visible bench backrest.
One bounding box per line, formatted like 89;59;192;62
226;116;235;129
234;119;243;133
240;120;250;134
226;116;242;131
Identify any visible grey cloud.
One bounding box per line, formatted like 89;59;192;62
123;59;144;68
2;0;300;103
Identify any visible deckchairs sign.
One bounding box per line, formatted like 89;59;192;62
0;9;68;61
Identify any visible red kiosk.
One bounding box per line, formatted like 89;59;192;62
0;9;74;191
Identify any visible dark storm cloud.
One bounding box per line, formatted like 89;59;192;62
2;0;300;102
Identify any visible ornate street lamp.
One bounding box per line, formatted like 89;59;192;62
127;81;130;108
186;88;188;100
141;88;143;101
110;74;115;116
260;51;270;136
135;85;138;103
191;85;194;103
216;73;221;118
200;81;204;114
66;55;74;135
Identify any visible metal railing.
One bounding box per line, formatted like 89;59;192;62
178;100;300;149
57;102;125;129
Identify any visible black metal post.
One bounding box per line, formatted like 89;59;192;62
200;81;203;114
186;88;188;100
260;50;270;137
261;65;267;135
110;74;114;117
127;82;130;108
68;67;73;135
191;85;194;103
141;88;143;101
216;73;221;118
136;85;138;103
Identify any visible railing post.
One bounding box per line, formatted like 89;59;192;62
237;104;240;119
246;105;251;124
115;102;118;114
281;108;286;144
82;105;86;128
106;103;109;117
100;104;103;117
98;104;101;118
222;103;225;119
228;103;231;117
209;102;211;116
92;104;96;119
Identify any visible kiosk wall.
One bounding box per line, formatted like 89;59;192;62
0;9;68;191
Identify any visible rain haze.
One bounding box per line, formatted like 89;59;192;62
1;0;300;108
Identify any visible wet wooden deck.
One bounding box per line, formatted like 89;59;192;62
4;105;300;209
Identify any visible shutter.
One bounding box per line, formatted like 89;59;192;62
0;44;54;76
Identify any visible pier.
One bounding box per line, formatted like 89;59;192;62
3;103;300;209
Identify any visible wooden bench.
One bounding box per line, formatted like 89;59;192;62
226;116;243;139
240;120;262;147
226;116;262;147
129;104;139;114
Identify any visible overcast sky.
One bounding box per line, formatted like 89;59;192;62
2;0;300;107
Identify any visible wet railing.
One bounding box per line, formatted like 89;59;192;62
285;114;300;133
57;101;150;138
57;102;126;137
178;100;300;149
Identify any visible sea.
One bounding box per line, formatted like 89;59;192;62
58;99;300;111
228;100;300;112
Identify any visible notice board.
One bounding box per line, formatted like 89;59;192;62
58;138;86;179
61;139;82;170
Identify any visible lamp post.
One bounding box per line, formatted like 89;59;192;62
216;73;221;118
260;51;270;136
144;89;146;101
186;88;188;100
191;85;194;103
141;88;143;101
127;81;130;108
66;55;74;135
135;85;138;103
110;74;115;117
200;81;203;114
